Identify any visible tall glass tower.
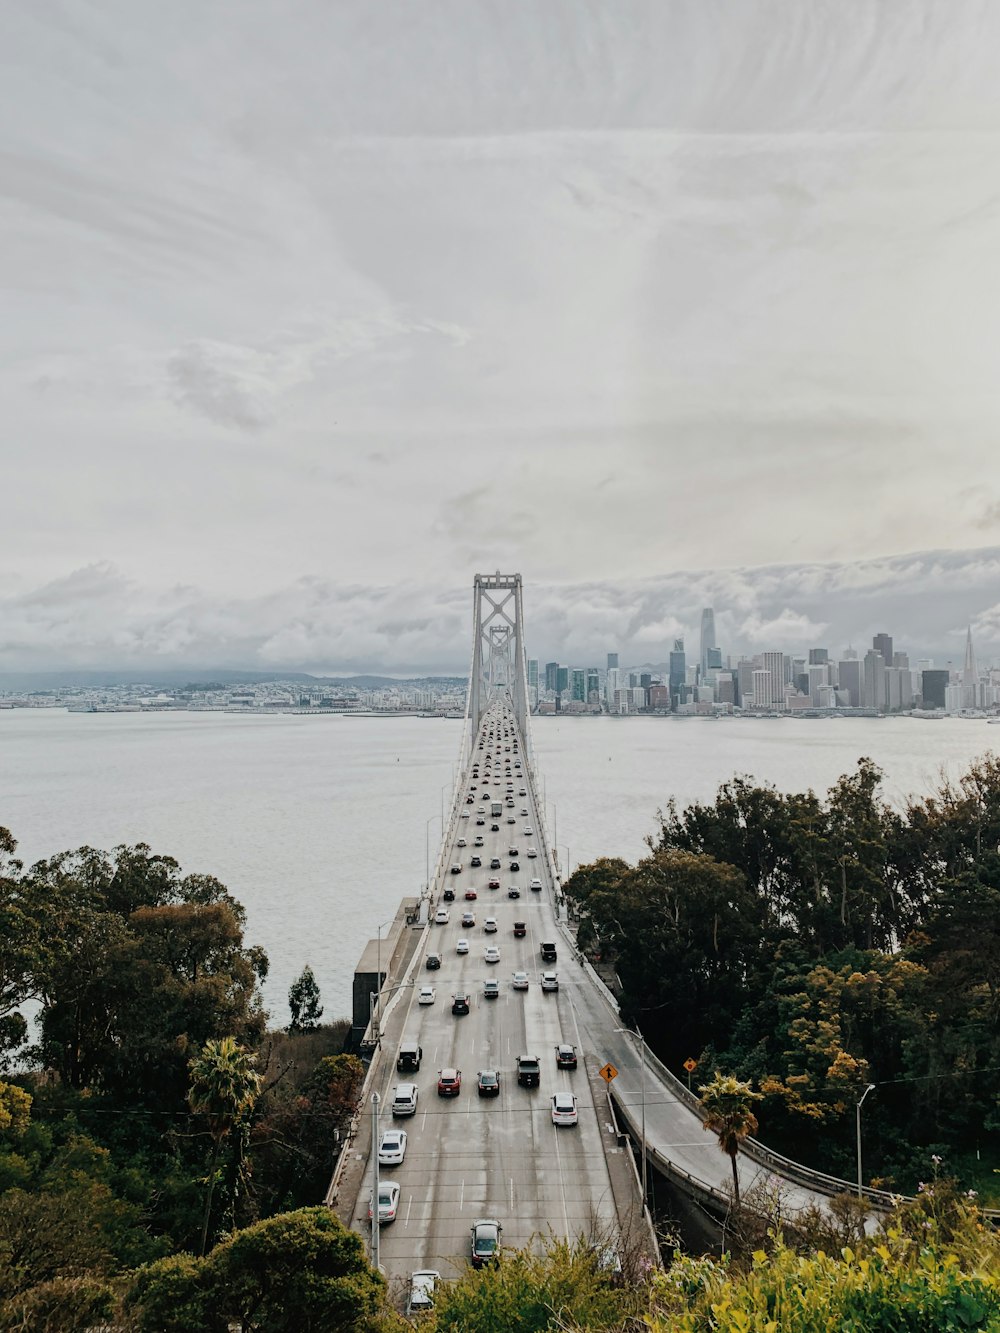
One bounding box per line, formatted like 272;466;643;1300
700;608;717;677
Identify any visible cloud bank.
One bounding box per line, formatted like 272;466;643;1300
1;548;997;677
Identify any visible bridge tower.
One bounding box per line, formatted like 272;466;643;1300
467;572;530;740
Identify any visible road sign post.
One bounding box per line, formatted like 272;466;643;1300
599;1062;618;1083
683;1057;698;1092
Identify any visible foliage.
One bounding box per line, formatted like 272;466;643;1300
20;842;268;1104
188;1036;262;1254
566;754;1000;1194
698;1073;762;1206
125;1207;387;1333
427;1233;643;1332
288;965;324;1031
0;1274;116;1333
251;1051;365;1214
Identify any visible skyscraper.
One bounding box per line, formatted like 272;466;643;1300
607;652;619;671
586;669;600;701
873;633;893;665
527;659;538;690
963;626;979;709
808;648;829;665
669;639;686;705
571;669;586;703
544;662;559;692
700;608;717;677
556;665;569;695
863;649;886;710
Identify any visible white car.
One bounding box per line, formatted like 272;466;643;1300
418;985;436;1005
408;1270;440;1315
484;917;498;933
551;1093;578;1126
457;938;469;954
526;847;538;858
378;1129;407;1165
541;972;559;992
529;877;542;891
434;908;450;924
369;1180;401;1223
461;811;470;819
512;971;529;991
457;836;467;847
484;945;500;964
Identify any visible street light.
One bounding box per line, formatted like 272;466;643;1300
370;1091;381;1269
615;1026;648;1205
856;1082;876;1198
425;813;443;891
369;981;414;1048
375;918;391;1009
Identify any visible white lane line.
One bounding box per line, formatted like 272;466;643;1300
551;1123;571;1238
460;1179;465;1211
510;1176;515;1211
405;1194;413;1228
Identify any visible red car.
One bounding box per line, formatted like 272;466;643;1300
488;877;500;890
437;1067;462;1097
465;887;478;900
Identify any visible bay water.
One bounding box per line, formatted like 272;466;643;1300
1;709;995;1024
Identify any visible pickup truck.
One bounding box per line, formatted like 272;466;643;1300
540;941;557;962
516;1056;541;1088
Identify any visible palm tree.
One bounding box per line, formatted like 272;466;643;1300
188;1035;261;1255
698;1071;761;1207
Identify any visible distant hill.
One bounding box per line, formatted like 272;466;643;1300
0;668;468;692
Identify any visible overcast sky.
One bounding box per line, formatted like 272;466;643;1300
4;1;1000;673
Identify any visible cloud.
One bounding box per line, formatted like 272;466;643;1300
2;547;998;678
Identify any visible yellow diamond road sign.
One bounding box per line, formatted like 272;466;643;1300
683;1058;698;1073
599;1062;618;1083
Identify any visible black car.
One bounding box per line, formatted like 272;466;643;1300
491;823;500;832
452;993;470;1016
426;953;442;970
477;1069;501;1098
509;861;519;871
471;855;482;867
555;1044;577;1069
443;887;455;902
490;857;502;869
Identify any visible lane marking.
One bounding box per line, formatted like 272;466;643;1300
460;1179;465;1211
405;1194;413;1228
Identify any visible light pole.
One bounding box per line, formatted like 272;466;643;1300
369;981;414;1048
425;813;442;891
370;1091;381;1269
615;1026;648;1205
856;1082;876;1198
375;918;391;1009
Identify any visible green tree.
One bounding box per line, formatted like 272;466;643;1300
205;1206;384;1332
287;965;323;1032
24;844;268;1103
122;1252;219;1333
0;827;32;1066
188;1036;261;1256
698;1072;762;1207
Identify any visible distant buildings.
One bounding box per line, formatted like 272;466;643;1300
522;615;997;718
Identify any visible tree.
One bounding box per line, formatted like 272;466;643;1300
188;1037;261;1256
698;1072;762;1207
205;1207;384;1332
287;965;323;1032
24;844;268;1103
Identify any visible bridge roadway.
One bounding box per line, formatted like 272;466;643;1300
353;694;886;1287
356;702;619;1283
